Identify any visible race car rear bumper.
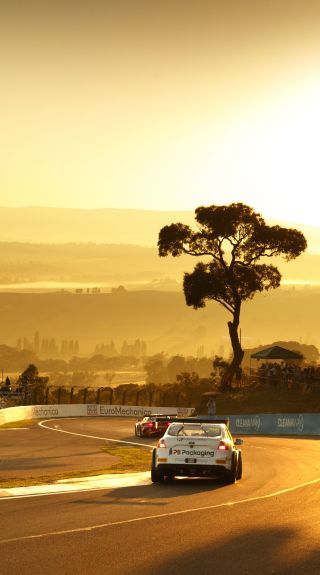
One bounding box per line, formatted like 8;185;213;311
155;463;228;477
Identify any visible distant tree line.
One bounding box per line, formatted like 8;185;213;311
94;338;147;357
0;344;143;373
16;331;79;359
14;332;147;360
1;339;319;384
144;354;214;384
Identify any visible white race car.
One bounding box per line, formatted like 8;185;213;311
151;418;243;484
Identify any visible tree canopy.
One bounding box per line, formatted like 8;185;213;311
158;203;307;389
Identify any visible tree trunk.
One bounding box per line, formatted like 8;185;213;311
220;315;244;391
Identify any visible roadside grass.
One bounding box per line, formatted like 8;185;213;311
216;385;320;414
0;419;40;428
0;446;152;489
102;446;152;472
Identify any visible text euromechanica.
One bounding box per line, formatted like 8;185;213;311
99;406;152;417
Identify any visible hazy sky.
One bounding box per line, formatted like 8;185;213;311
1;0;320;225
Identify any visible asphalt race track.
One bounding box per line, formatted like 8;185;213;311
1;418;319;575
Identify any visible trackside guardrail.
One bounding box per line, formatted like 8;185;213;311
0;404;194;425
221;413;320;436
0;405;319;435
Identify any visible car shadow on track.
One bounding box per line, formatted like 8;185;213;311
73;476;230;507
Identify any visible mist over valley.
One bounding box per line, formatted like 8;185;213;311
1;206;320;253
1;241;320;291
0;287;319;359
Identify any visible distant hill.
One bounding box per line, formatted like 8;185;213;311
0;242;320;287
0;207;194;246
0;242;193;288
0;287;319;357
0;206;319;253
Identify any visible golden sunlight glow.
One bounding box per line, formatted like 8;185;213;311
1;0;320;228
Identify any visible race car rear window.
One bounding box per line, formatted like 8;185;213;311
167;423;222;437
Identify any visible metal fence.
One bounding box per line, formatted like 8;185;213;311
7;385;196;409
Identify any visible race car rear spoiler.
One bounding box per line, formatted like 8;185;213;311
171;417;230;426
148;414;177;418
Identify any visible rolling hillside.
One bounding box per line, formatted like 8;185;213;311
0;206;319;253
0;242;320;288
0;287;319;357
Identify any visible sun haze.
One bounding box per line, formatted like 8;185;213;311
1;0;320;226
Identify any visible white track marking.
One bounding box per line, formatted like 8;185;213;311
38;419;155;449
0;477;319;544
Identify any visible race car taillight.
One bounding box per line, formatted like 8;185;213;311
157;438;167;448
217;441;229;451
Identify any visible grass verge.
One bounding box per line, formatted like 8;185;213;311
0;419;40;428
0;446;152;489
102;446;152;473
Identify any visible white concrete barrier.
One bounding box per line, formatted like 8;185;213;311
0;405;318;435
0;404;195;425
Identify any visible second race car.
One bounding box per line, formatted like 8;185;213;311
135;414;177;437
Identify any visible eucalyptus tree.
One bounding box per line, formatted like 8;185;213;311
17;363;49;403
158;203;307;389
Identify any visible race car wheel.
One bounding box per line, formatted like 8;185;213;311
223;453;238;484
151;466;165;483
236;452;242;480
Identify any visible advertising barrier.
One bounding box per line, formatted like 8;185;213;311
0;405;319;435
0;404;194;426
223;413;320;436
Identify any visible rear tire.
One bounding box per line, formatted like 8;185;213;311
151;449;165;483
151;467;165;483
236;452;242;480
224;453;238;484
